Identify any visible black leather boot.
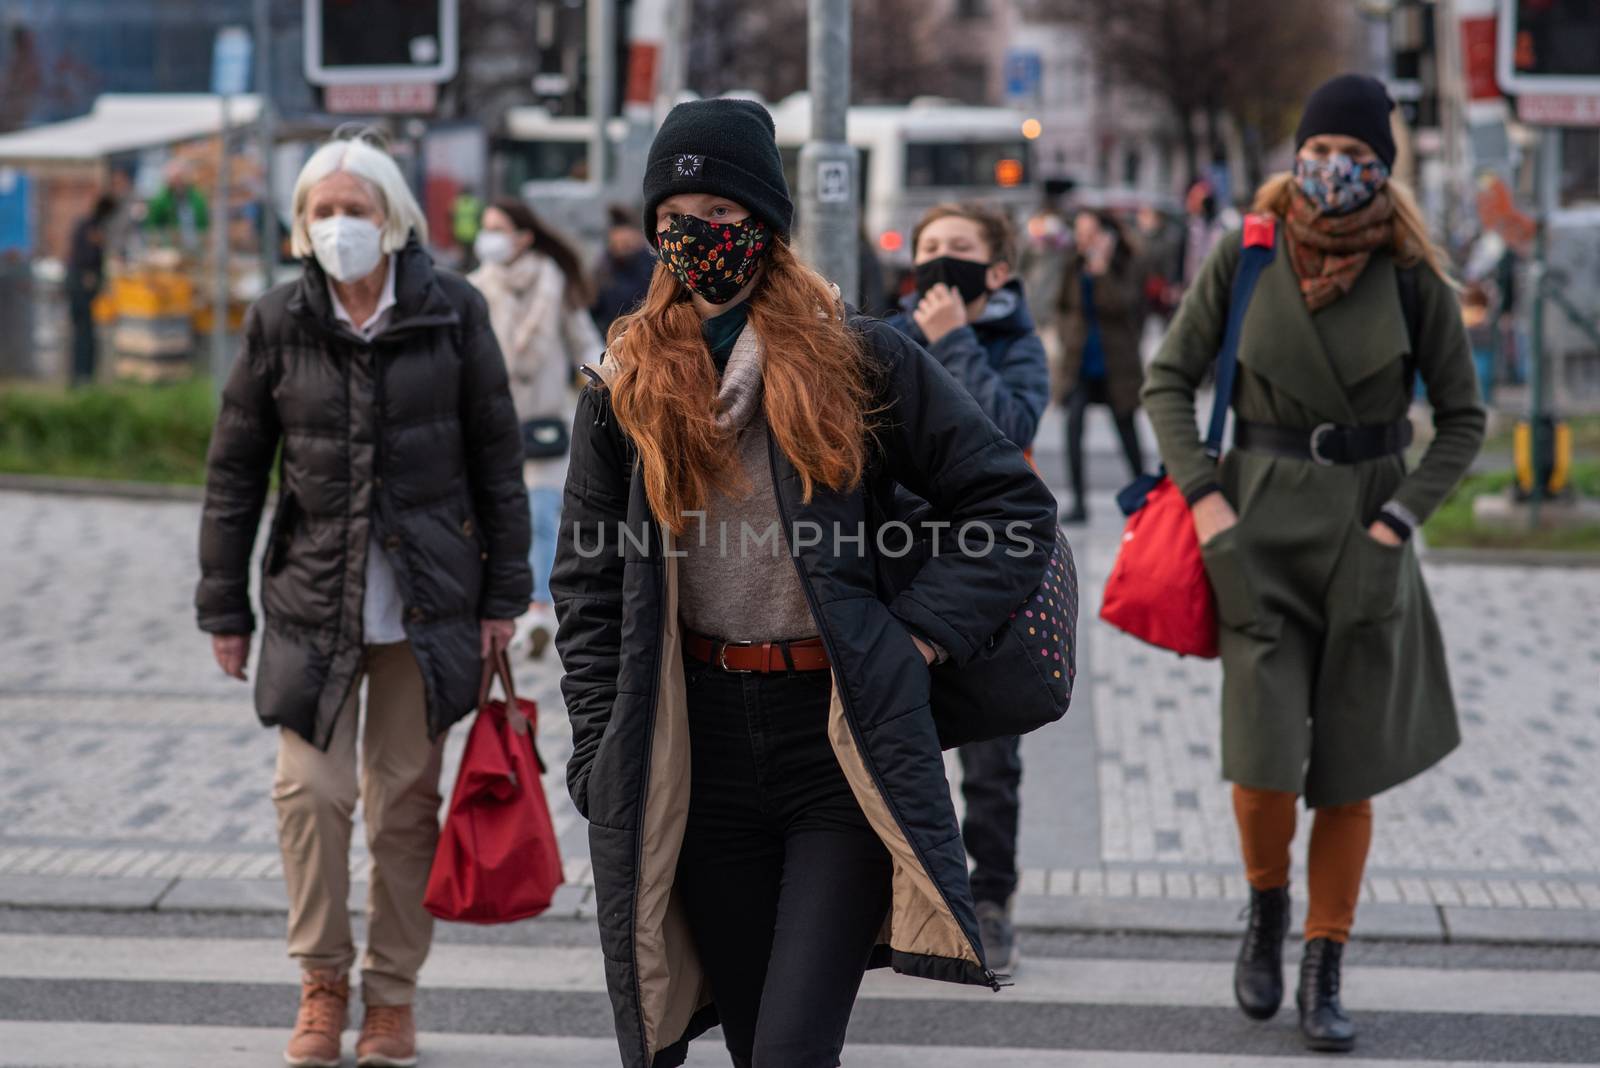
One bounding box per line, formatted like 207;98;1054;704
1233;885;1290;1020
1297;937;1356;1052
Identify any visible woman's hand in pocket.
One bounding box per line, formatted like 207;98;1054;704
910;634;938;665
1367;521;1403;548
1191;491;1238;547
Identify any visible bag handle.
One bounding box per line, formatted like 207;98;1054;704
1204;215;1278;460
476;650;531;737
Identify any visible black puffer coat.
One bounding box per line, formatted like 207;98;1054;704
552;316;1057;1067
196;239;531;748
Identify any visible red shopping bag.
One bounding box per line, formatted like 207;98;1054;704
1099;475;1218;658
1099;216;1278;660
424;652;563;924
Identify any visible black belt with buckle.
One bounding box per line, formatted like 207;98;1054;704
1234;418;1413;466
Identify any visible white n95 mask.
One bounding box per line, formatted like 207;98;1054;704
309;215;384;283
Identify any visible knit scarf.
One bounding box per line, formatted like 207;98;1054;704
1285;188;1395;311
713;323;763;433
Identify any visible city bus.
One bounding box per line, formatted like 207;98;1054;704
768;93;1039;269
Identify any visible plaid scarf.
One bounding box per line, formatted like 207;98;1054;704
1284;189;1395;311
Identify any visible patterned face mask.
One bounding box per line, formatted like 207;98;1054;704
657;214;771;304
1293;153;1389;216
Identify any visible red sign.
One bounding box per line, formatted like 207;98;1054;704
1518;93;1600;126
625;43;660;107
1461;16;1500;101
324;83;439;115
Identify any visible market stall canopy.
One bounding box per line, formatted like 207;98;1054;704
0;94;263;164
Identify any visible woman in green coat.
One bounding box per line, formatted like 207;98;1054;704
1143;75;1484;1053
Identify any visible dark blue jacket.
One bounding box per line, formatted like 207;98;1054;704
886;279;1050;449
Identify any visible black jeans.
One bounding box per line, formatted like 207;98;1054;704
677;653;893;1068
958;734;1023;906
69;291;97;386
1064;380;1145;511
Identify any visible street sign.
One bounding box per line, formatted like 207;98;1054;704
817;160;850;204
1516;93;1600;126
305;0;459;87
1003;50;1042;104
211;26;253;98
1497;0;1600;97
324;83;439;115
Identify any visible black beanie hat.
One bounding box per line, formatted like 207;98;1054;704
1295;74;1397;169
641;98;794;245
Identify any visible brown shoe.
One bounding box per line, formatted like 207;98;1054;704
284;970;348;1068
357;1002;418;1067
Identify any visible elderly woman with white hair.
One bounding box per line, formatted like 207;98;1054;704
195;132;530;1068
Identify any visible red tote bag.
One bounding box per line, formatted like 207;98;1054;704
424;652;563;924
1100;216;1277;659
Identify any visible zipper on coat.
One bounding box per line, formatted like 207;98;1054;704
629;518;671;1063
764;436;1001;991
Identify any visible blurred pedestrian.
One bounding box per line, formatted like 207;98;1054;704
195;132;530;1068
885;200;1049;972
856;223;890;316
1056;208;1147;524
590;203;657;334
1135;203;1183;322
552;98;1054;1068
1181;178;1228;289
1143;74;1485;1053
144;160;208;252
66;193;117;386
468;198;602;659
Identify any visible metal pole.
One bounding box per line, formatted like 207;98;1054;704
588;0;615;194
255;0;277;289
1528;128;1559;529
212;94;232;396
797;0;858;303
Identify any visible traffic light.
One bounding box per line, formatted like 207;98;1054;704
304;0;459;86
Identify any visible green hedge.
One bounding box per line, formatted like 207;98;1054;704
0;379;216;485
1424;461;1600;552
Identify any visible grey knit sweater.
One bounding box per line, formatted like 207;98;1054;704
677;325;818;642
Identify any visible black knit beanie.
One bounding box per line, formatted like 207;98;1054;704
1295;74;1397;169
641;98;794;245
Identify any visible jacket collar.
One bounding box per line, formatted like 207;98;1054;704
1237;247;1358;424
289;235;459;341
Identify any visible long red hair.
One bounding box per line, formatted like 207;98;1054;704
605;238;873;535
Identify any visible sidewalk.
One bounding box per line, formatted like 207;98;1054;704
2;481;1599;947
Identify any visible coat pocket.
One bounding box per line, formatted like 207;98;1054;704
1199;526;1258;632
1350;529;1408;624
264;493;299;576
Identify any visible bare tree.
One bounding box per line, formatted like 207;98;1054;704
1027;0;1347;188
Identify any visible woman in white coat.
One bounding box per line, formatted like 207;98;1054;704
468;199;603;656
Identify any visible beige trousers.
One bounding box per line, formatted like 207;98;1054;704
272;641;447;1005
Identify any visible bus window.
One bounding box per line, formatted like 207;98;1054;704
904;141;1031;188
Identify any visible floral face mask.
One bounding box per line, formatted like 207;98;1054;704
1293;153;1389;216
657;214;770;304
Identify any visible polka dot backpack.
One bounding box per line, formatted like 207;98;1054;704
926;525;1078;749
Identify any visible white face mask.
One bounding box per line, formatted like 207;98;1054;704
474;230;516;266
309;215;384;283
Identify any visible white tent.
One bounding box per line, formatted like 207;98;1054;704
0;94;262;164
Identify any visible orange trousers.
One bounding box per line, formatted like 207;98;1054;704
1232;785;1372;944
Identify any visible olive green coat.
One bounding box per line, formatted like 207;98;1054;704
1143;229;1485;808
1055;254;1146;414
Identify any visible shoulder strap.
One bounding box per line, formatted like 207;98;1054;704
1397;265;1421;399
1204;214;1278;459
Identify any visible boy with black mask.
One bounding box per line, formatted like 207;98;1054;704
885;201;1050;972
887;202;1050;454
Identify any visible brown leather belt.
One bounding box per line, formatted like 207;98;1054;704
684;630;831;673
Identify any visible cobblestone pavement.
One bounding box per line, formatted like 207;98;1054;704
2;487;1599;925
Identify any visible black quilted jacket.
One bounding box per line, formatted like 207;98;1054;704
195;239;531;748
